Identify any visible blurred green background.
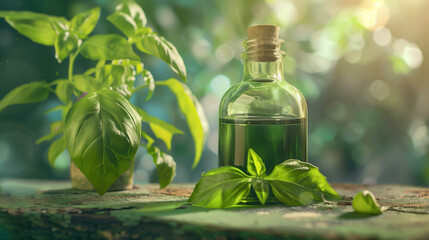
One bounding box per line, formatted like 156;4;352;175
0;0;428;186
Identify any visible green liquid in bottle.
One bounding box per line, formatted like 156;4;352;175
219;117;307;174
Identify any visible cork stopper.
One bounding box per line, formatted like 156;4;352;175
245;25;283;62
247;25;279;39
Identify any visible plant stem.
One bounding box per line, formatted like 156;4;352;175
132;83;148;93
68;48;81;83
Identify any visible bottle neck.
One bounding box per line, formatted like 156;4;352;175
241;37;285;82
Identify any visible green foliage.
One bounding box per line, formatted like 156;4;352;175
352;190;386;214
64;89;142;195
189;148;341;208
0;82;50;113
0;1;207;194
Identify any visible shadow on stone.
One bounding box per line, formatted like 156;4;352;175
338;212;379;219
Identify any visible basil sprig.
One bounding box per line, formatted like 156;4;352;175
189;148;342;208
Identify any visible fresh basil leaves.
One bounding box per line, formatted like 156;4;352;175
189;148;342;208
0;2;207;195
352;190;387;214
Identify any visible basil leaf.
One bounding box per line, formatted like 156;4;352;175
189;167;251;208
114;1;147;28
251;178;270;205
48;136;66;167
107;12;137;38
136;33;186;82
136;107;183;151
247;148;266;177
80;34;140;61
0;11;68;46
54;32;79;62
55;80;74;104
70;7;100;39
269;180;322;206
73;74;99;92
64;89;141;195
267;160;342;201
36;121;63;144
142;69;155;101
0;82;50;113
147;146;176;189
141;131;154;147
156;79;208;168
352;190;384;214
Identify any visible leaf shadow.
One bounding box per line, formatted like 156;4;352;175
338;212;379;219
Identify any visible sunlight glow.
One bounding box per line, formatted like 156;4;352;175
358;0;389;31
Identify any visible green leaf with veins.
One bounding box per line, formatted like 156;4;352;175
114;1;147;28
136;107;183;151
266;159;342;202
80;34;140;61
269;180;322;205
37;121;63;144
55;79;74;104
352;190;386;214
0;11;68;46
189;167;252;208
136;33;186;82
0;82;50;113
147;146;176;188
54;32;79;62
70;7;100;39
247;148;266;177
156;79;208;168
64;89;141;195
48;136;66;167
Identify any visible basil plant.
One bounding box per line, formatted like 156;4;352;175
0;2;208;195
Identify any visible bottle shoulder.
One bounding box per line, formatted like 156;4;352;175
219;80;307;119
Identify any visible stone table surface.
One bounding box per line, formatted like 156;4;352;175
1;179;429;240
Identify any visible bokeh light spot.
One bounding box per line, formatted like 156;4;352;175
373;27;391;46
403;43;423;69
298;191;314;205
210;75;231;96
369;79;390;101
358;0;390;31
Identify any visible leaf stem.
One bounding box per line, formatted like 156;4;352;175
68;48;81;83
132;83;148;93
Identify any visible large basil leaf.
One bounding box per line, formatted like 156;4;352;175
48;136;66;167
0;82;50;113
114;1;147;28
156;79;208;168
54;31;79;62
70;7;100;39
64;89;141;195
189;166;251;208
136;107;183;151
352;190;384;214
0;11;68;46
267;160;342;201
80;34;140;61
55;79;74;104
136;33;186;82
107;12;137;38
269;180;322;206
36;121;63;144
247;148;266;177
147;146;176;189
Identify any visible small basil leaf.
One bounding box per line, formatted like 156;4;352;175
36;121;63;144
136;107;183;151
70;7;100;39
269;180;321;206
189;166;251;208
55;79;75;104
147;146;176;189
136;33;186;82
267;159;342;201
142;69;155;101
107;12;137;38
54;32;79;62
156;79;209;168
114;2;147;28
0;82;49;113
80;34;140;61
247;148;266;177
251;178;270;205
0;11;68;46
48;136;66;167
352;190;384;214
64;89;141;195
73;74;98;93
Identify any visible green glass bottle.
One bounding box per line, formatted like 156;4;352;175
219;25;308;191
